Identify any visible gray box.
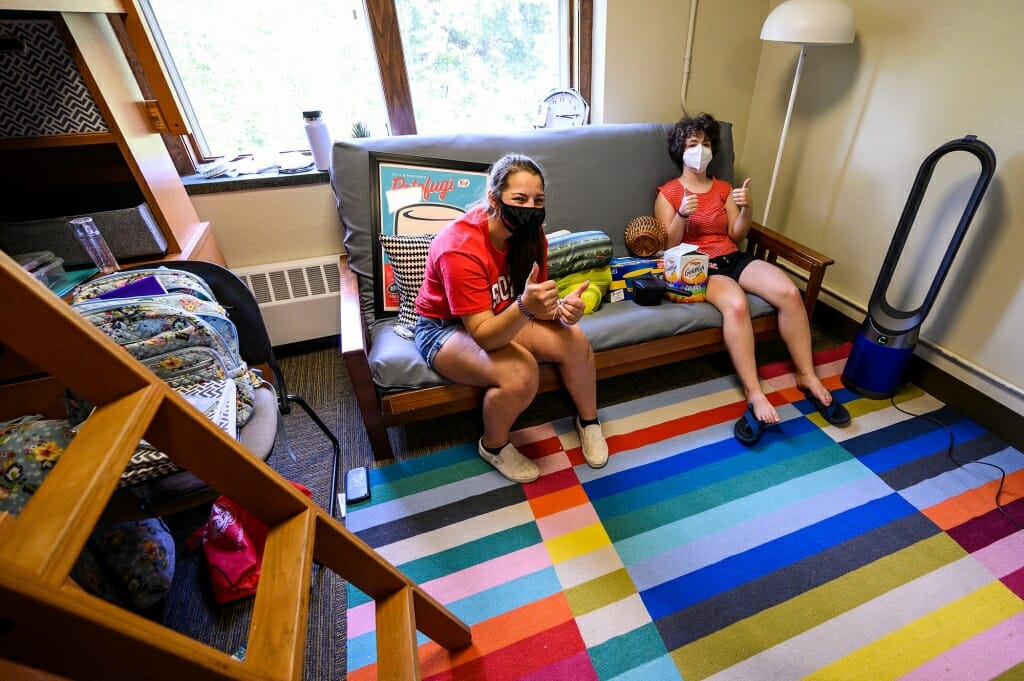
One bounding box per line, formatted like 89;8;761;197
0;203;168;267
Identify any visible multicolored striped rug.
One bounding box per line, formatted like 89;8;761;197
345;345;1024;680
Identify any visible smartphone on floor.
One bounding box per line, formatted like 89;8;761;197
345;466;370;504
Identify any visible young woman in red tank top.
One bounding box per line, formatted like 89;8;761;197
654;113;851;443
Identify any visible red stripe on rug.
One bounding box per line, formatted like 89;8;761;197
422;620;590;681
518;436;566;458
945;496;1024;552
603;399;783;454
417;593;578;678
1004;566;1024;599
758;343;852;380
526;466;582;498
346;594;579;681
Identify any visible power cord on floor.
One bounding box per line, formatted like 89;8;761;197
890;397;1024;531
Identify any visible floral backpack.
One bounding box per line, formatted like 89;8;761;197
68;268;262;483
71;268;259;422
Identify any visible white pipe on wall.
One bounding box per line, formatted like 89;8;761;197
679;0;699;113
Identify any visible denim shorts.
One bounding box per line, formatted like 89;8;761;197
414;315;463;369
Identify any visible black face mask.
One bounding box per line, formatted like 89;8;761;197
499;202;546;234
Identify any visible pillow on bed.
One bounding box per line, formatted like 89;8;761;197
379;233;436;339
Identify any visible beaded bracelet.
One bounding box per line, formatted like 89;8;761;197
516;295;534;320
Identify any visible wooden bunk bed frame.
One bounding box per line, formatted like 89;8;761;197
0;251;470;679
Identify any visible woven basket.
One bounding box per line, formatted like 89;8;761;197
624;216;667;257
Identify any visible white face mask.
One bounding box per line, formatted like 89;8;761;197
683;144;713;173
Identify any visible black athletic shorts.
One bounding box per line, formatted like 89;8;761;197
709;251;756;281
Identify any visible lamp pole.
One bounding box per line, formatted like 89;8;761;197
763;43;807;227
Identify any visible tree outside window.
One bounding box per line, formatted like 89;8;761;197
144;0;571;164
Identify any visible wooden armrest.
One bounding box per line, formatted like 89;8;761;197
339;256;369;358
745;221;836;318
337;256;394;458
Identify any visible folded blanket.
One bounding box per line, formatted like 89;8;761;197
547;230;613;279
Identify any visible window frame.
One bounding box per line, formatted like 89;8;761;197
133;0;593;172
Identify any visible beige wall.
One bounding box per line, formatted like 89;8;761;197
198;0;1023;413
191;183;342;269
736;0;1024;414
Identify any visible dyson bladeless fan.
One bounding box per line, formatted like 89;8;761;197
841;135;996;399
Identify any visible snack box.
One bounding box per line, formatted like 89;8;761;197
607;256;663;303
662;243;708;303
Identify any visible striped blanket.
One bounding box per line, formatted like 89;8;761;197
346;345;1024;680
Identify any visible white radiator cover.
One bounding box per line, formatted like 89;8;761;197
232;255;342;346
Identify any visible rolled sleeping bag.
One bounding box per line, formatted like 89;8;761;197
546;230;613;279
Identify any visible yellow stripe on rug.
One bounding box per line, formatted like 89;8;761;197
807;580;1024;681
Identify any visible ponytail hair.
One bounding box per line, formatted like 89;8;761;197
486;153;547;296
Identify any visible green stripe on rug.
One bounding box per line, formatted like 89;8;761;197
564;567;637;617
588;622;677;679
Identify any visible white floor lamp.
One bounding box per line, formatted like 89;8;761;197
760;0;855;226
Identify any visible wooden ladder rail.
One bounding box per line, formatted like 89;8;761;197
0;251;472;680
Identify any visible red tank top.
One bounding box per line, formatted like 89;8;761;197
657;177;738;259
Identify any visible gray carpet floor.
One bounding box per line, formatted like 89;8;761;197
158;328;844;680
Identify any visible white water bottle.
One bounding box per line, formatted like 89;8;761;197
70;216;120;274
303;110;332;172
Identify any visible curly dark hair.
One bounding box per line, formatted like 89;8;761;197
667;113;721;171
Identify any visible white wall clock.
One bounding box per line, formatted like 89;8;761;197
534;87;590;128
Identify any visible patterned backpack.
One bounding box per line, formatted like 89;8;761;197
70;268;260;431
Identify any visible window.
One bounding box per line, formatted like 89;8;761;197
141;0;589;167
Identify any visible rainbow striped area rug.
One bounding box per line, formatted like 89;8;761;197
345;345;1024;680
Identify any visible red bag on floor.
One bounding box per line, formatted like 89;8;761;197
189;482;312;604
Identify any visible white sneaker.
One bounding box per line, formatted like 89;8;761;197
576;418;609;468
477;439;540;483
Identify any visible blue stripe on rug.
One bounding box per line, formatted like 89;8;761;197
614;458;876;566
899;447;1024;510
625;468;894;586
599;444;855;543
840;405;963;457
877;431;1008;491
858;419;987;474
654;512;943;649
639;493;918;619
586;419;826;505
348;567;566;670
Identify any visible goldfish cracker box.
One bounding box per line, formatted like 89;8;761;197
607;257;664;302
662;242;708;303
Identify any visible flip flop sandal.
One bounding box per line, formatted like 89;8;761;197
734;404;768;445
802;389;852;427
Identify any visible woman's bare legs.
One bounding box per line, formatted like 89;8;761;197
706;275;779;424
431;320;598;447
738;259;832;406
432;329;540;448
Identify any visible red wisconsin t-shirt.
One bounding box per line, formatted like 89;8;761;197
415;206;549;320
657;177;738;259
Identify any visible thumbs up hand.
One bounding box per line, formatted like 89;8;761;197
522;262;559;317
679;189;699;218
557;280;590;325
732;178;752;208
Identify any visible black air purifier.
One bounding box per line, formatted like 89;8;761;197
841;135;996;399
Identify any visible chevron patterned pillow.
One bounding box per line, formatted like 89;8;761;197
379;233;436;339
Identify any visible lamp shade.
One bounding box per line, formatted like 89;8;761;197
760;0;856;45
